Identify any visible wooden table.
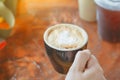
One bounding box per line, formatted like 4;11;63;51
0;0;120;80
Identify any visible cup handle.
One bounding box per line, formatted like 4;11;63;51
0;1;15;27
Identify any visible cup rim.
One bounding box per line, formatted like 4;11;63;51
44;23;88;51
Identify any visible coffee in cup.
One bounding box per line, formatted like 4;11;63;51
44;24;88;74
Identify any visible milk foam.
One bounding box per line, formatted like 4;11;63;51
47;26;84;49
58;30;77;45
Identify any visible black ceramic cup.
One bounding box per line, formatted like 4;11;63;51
44;24;88;74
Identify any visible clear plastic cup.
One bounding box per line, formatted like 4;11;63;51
95;0;120;42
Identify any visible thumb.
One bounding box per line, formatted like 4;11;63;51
70;50;91;72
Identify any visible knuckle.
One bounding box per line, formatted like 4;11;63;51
94;64;104;74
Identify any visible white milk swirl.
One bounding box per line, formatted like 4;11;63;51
47;25;84;49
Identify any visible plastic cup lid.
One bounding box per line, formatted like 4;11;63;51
94;0;120;10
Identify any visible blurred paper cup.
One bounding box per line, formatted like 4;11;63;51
78;0;96;22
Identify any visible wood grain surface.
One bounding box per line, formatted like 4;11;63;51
0;0;120;80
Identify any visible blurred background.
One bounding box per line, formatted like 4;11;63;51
17;0;77;15
0;0;120;80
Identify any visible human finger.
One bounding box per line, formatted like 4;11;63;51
70;49;91;72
